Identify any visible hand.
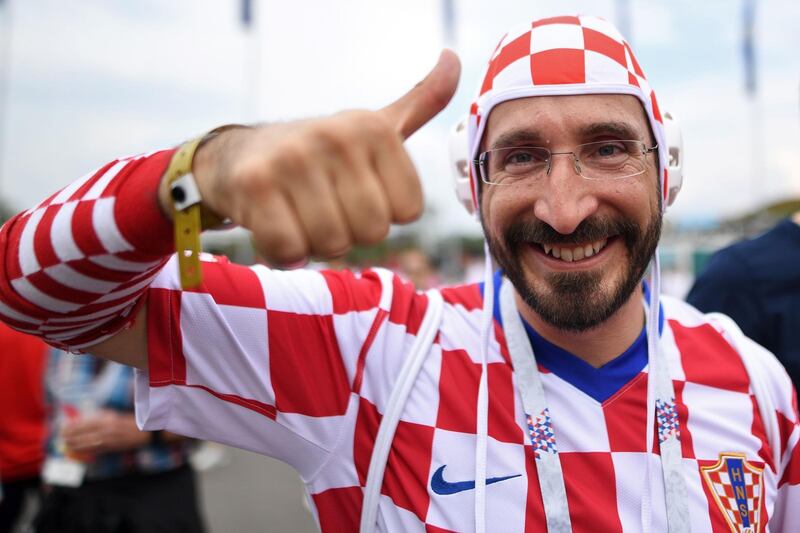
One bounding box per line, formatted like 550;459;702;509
176;49;461;265
61;409;151;456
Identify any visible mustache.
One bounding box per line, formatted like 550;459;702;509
505;216;641;247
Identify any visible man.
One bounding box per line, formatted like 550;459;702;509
0;15;797;532
687;211;800;394
33;351;206;533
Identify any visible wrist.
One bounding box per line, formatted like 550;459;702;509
159;124;250;224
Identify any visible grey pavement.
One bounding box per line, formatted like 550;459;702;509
199;445;318;533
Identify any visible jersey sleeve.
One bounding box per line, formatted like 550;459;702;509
0;150;176;350
133;257;427;482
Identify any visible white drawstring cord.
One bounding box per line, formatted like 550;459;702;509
474;247;494;533
641;252;662;533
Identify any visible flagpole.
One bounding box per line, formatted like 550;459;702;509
441;0;456;47
742;0;763;208
0;0;14;201
242;0;260;122
615;0;632;46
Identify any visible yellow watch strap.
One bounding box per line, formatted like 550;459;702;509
165;124;246;289
165;136;205;289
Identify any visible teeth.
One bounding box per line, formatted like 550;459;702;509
543;238;609;262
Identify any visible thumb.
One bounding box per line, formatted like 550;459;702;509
380;49;461;139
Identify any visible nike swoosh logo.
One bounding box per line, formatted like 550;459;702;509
430;464;521;495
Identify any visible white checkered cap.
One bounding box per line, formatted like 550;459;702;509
467;15;669;213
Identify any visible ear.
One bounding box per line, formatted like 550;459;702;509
662;111;683;207
448;116;476;214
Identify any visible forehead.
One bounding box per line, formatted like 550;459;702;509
483;94;651;148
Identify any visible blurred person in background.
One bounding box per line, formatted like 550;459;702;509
33;352;206;533
0;323;47;533
394;247;439;289
0;13;798;532
688;210;800;394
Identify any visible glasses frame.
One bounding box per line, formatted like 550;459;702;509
474;140;658;185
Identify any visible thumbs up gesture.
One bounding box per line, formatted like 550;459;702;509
173;50;461;266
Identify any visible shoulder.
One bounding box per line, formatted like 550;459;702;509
662;295;795;406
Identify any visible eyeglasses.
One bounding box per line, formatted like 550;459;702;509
475;140;657;185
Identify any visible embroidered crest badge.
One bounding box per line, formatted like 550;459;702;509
700;452;764;533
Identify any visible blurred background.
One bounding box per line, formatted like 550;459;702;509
0;0;797;531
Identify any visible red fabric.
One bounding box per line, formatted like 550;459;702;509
561;452;624;533
672;320;751;394
531;49;586;85
0;149;175;350
0;323;48;481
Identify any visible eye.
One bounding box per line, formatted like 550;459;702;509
502;147;547;170
594;142;626;157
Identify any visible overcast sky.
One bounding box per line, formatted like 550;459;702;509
0;0;797;237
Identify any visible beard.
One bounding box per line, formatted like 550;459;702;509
483;212;662;332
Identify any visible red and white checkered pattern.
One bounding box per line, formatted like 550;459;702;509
0;147;797;530
467;15;670;212
131;262;799;532
0;149;177;351
0;37;795;530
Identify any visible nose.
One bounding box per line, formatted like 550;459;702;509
533;154;599;235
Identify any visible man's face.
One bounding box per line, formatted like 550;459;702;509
479;94;661;332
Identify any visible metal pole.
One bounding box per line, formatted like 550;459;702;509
241;0;260;121
742;0;763;206
615;0;632;46
0;0;14;201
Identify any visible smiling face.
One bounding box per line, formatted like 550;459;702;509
479;93;661;332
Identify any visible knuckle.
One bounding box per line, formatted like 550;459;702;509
256;229;307;265
310;220;352;254
268;243;308;266
355;218;390;245
392;195;424;223
312;117;355;153
273;140;309;176
230;157;265;192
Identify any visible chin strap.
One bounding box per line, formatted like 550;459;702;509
474;246;494;533
642;251;691;533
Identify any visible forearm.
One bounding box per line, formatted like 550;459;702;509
0;150;177;351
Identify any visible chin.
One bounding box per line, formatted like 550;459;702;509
515;269;628;332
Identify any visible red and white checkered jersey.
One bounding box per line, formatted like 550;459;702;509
134;257;800;532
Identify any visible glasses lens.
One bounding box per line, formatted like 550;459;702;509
481;146;550;184
576;140;647;180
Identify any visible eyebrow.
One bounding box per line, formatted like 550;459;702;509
489;129;545;151
488;121;645;151
582;121;643;141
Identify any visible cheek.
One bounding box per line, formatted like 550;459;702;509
481;183;536;221
609;179;659;218
480;190;517;239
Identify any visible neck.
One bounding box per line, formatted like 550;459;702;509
514;286;646;368
792;211;800;226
